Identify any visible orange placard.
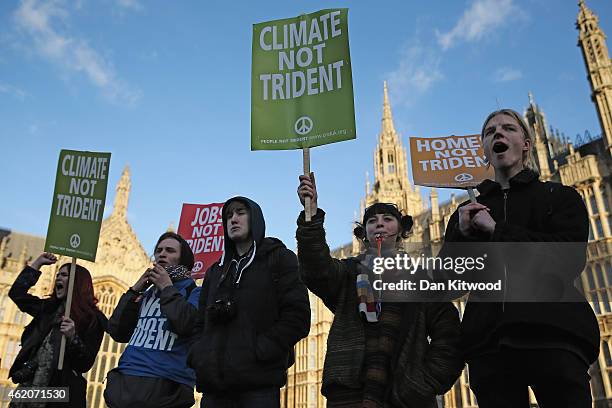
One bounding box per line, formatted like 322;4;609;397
410;134;494;188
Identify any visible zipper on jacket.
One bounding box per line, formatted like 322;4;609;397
502;190;508;313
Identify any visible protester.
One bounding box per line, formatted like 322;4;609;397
188;196;310;408
441;108;600;407
8;252;107;408
104;232;200;408
296;174;463;408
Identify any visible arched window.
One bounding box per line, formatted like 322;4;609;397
388;153;395;173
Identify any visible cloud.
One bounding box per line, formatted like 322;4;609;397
0;82;27;100
494;67;522;82
437;0;519;50
116;0;142;11
13;0;140;105
386;40;444;105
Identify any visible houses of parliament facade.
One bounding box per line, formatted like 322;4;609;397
0;1;611;407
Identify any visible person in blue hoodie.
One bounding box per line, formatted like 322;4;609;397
188;196;310;408
104;232;201;408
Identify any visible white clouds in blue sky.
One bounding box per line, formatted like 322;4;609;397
13;0;141;105
386;40;444;106
0;81;27;100
494;67;523;82
116;0;142;11
437;0;521;50
388;0;526;106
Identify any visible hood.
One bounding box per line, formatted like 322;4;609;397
219;196;266;266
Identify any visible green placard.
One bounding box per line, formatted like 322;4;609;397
251;9;356;150
44;150;111;261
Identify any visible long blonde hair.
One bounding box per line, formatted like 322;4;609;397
481;108;537;171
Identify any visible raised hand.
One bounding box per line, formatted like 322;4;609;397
31;252;58;271
298;172;318;215
60;316;76;341
148;263;173;290
132;269;151;292
458;202;494;238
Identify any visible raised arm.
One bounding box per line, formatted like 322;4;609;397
9;253;58;317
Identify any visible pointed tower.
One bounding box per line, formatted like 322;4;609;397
112;166;131;220
524;92;553;180
365;82;423;216
577;0;612;156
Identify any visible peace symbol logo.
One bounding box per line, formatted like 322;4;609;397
192;261;203;273
69;234;81;249
294;116;313;135
455;173;474;182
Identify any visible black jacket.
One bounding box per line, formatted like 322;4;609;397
9;266;107;408
442;169;600;362
188;196;310;393
296;209;463;408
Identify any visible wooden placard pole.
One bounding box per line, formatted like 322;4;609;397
58;256;77;370
303;148;312;222
468;187;477;204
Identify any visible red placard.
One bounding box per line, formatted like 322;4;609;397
177;203;224;279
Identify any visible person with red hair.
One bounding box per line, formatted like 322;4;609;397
8;252;107;408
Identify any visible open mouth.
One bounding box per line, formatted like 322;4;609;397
492;141;509;153
56;283;64;292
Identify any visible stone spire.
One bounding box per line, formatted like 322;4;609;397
365;82;423;218
381;81;398;142
524;92;552;180
577;0;612;156
113;166;131;219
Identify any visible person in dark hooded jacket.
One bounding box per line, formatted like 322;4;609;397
188;196;310;408
440;108;599;408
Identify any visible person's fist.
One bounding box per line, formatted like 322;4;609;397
149;264;172;290
31;252;58;271
298;172;318;215
458;203;490;238
60;316;76;341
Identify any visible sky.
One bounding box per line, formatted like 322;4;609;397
1;0;611;256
